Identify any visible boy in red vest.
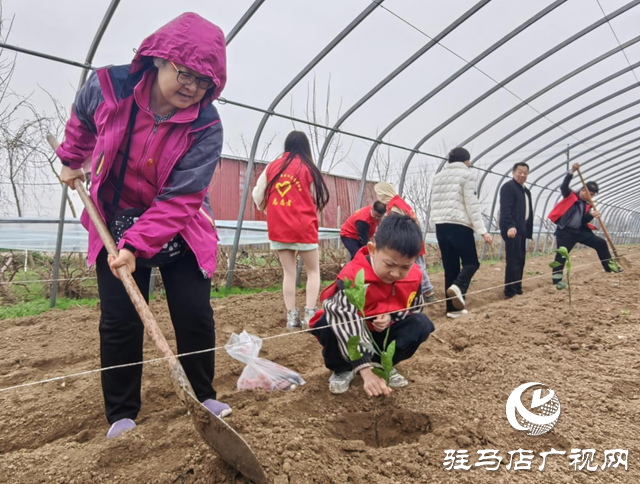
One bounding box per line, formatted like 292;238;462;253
548;162;617;284
310;215;435;396
340;202;386;259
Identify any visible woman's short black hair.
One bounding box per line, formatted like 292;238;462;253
448;147;470;163
586;181;599;194
373;214;422;258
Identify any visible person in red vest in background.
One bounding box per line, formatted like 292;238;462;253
548;162;619;284
253;131;330;330
374;182;436;303
340;202;386;260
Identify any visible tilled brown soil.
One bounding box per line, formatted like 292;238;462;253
0;247;639;484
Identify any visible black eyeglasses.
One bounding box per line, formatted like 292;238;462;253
170;62;215;90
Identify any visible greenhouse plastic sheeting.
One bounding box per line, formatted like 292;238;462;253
0;220;340;252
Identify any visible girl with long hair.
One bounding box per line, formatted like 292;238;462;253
253;131;329;329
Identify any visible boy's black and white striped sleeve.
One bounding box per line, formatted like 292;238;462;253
322;286;375;374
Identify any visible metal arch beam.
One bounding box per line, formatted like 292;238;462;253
397;0;640;195
477;78;640;195
225;1;384;288
225;0;266;45
533;171;640;254
460;28;640;155
597;181;640;207
315;0;491;172
482;92;640;192
521;137;640;254
428;32;640;193
529;135;640;221
480;122;640;258
50;0;121;308
529;127;640;189
469;55;640;178
428;57;640;227
354;0;568;209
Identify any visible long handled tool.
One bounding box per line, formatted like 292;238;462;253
576;167;631;270
48;135;266;484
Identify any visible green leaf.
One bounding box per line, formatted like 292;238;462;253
372;367;387;380
346;335;363;361
557;246;569;258
381;340;396;373
556;281;568;290
344;269;367;316
565;259;572;274
549;261;562;269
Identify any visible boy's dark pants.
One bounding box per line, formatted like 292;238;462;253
552;228;612;282
436;223;480;312
313;313;434;373
96;249;216;424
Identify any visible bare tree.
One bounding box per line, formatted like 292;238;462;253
290;73;352;172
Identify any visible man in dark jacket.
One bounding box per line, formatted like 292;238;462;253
548;162;616;284
500;162;534;298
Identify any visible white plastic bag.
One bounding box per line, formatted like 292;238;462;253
225;331;306;391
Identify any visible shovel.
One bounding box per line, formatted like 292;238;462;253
576;167;632;270
48;135;266;484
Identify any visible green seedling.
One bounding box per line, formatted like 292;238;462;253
621;309;631;316
550;246;572;306
344;268;396;385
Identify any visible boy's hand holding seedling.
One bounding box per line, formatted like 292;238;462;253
371;313;392;332
360;367;392;397
344;268;397;398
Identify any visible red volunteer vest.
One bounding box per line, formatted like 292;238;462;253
386;195;426;256
548;192;596;231
340;205;379;240
266;154;318;243
309;247;422;330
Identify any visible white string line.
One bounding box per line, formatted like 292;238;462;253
0;260;352;286
0;253;630;395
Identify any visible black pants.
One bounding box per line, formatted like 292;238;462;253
503;233;527;296
96;249;216;424
341;236;362;260
313;312;434;373
552;228;612;281
436;224;480;312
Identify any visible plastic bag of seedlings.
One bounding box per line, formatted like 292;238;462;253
225;331;306;391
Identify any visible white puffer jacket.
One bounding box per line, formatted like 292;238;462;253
430;162;487;235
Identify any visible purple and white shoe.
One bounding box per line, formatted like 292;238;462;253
106;418;136;439
203;399;232;418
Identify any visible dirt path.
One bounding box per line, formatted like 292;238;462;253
1;247;639;483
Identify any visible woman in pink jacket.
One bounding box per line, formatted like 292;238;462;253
57;13;229;439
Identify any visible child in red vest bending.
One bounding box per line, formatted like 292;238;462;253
253;131;329;329
548;162;617;284
340;202;386;259
374;182;436;303
309;215;435;396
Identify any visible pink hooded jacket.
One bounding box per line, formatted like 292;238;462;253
56;13;226;277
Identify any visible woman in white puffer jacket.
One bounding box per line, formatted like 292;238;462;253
430;147;492;318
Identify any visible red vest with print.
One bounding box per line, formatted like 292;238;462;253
386;195;426;256
266;154;318;243
340;205;378;239
548;192;596;231
309;247;422;330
